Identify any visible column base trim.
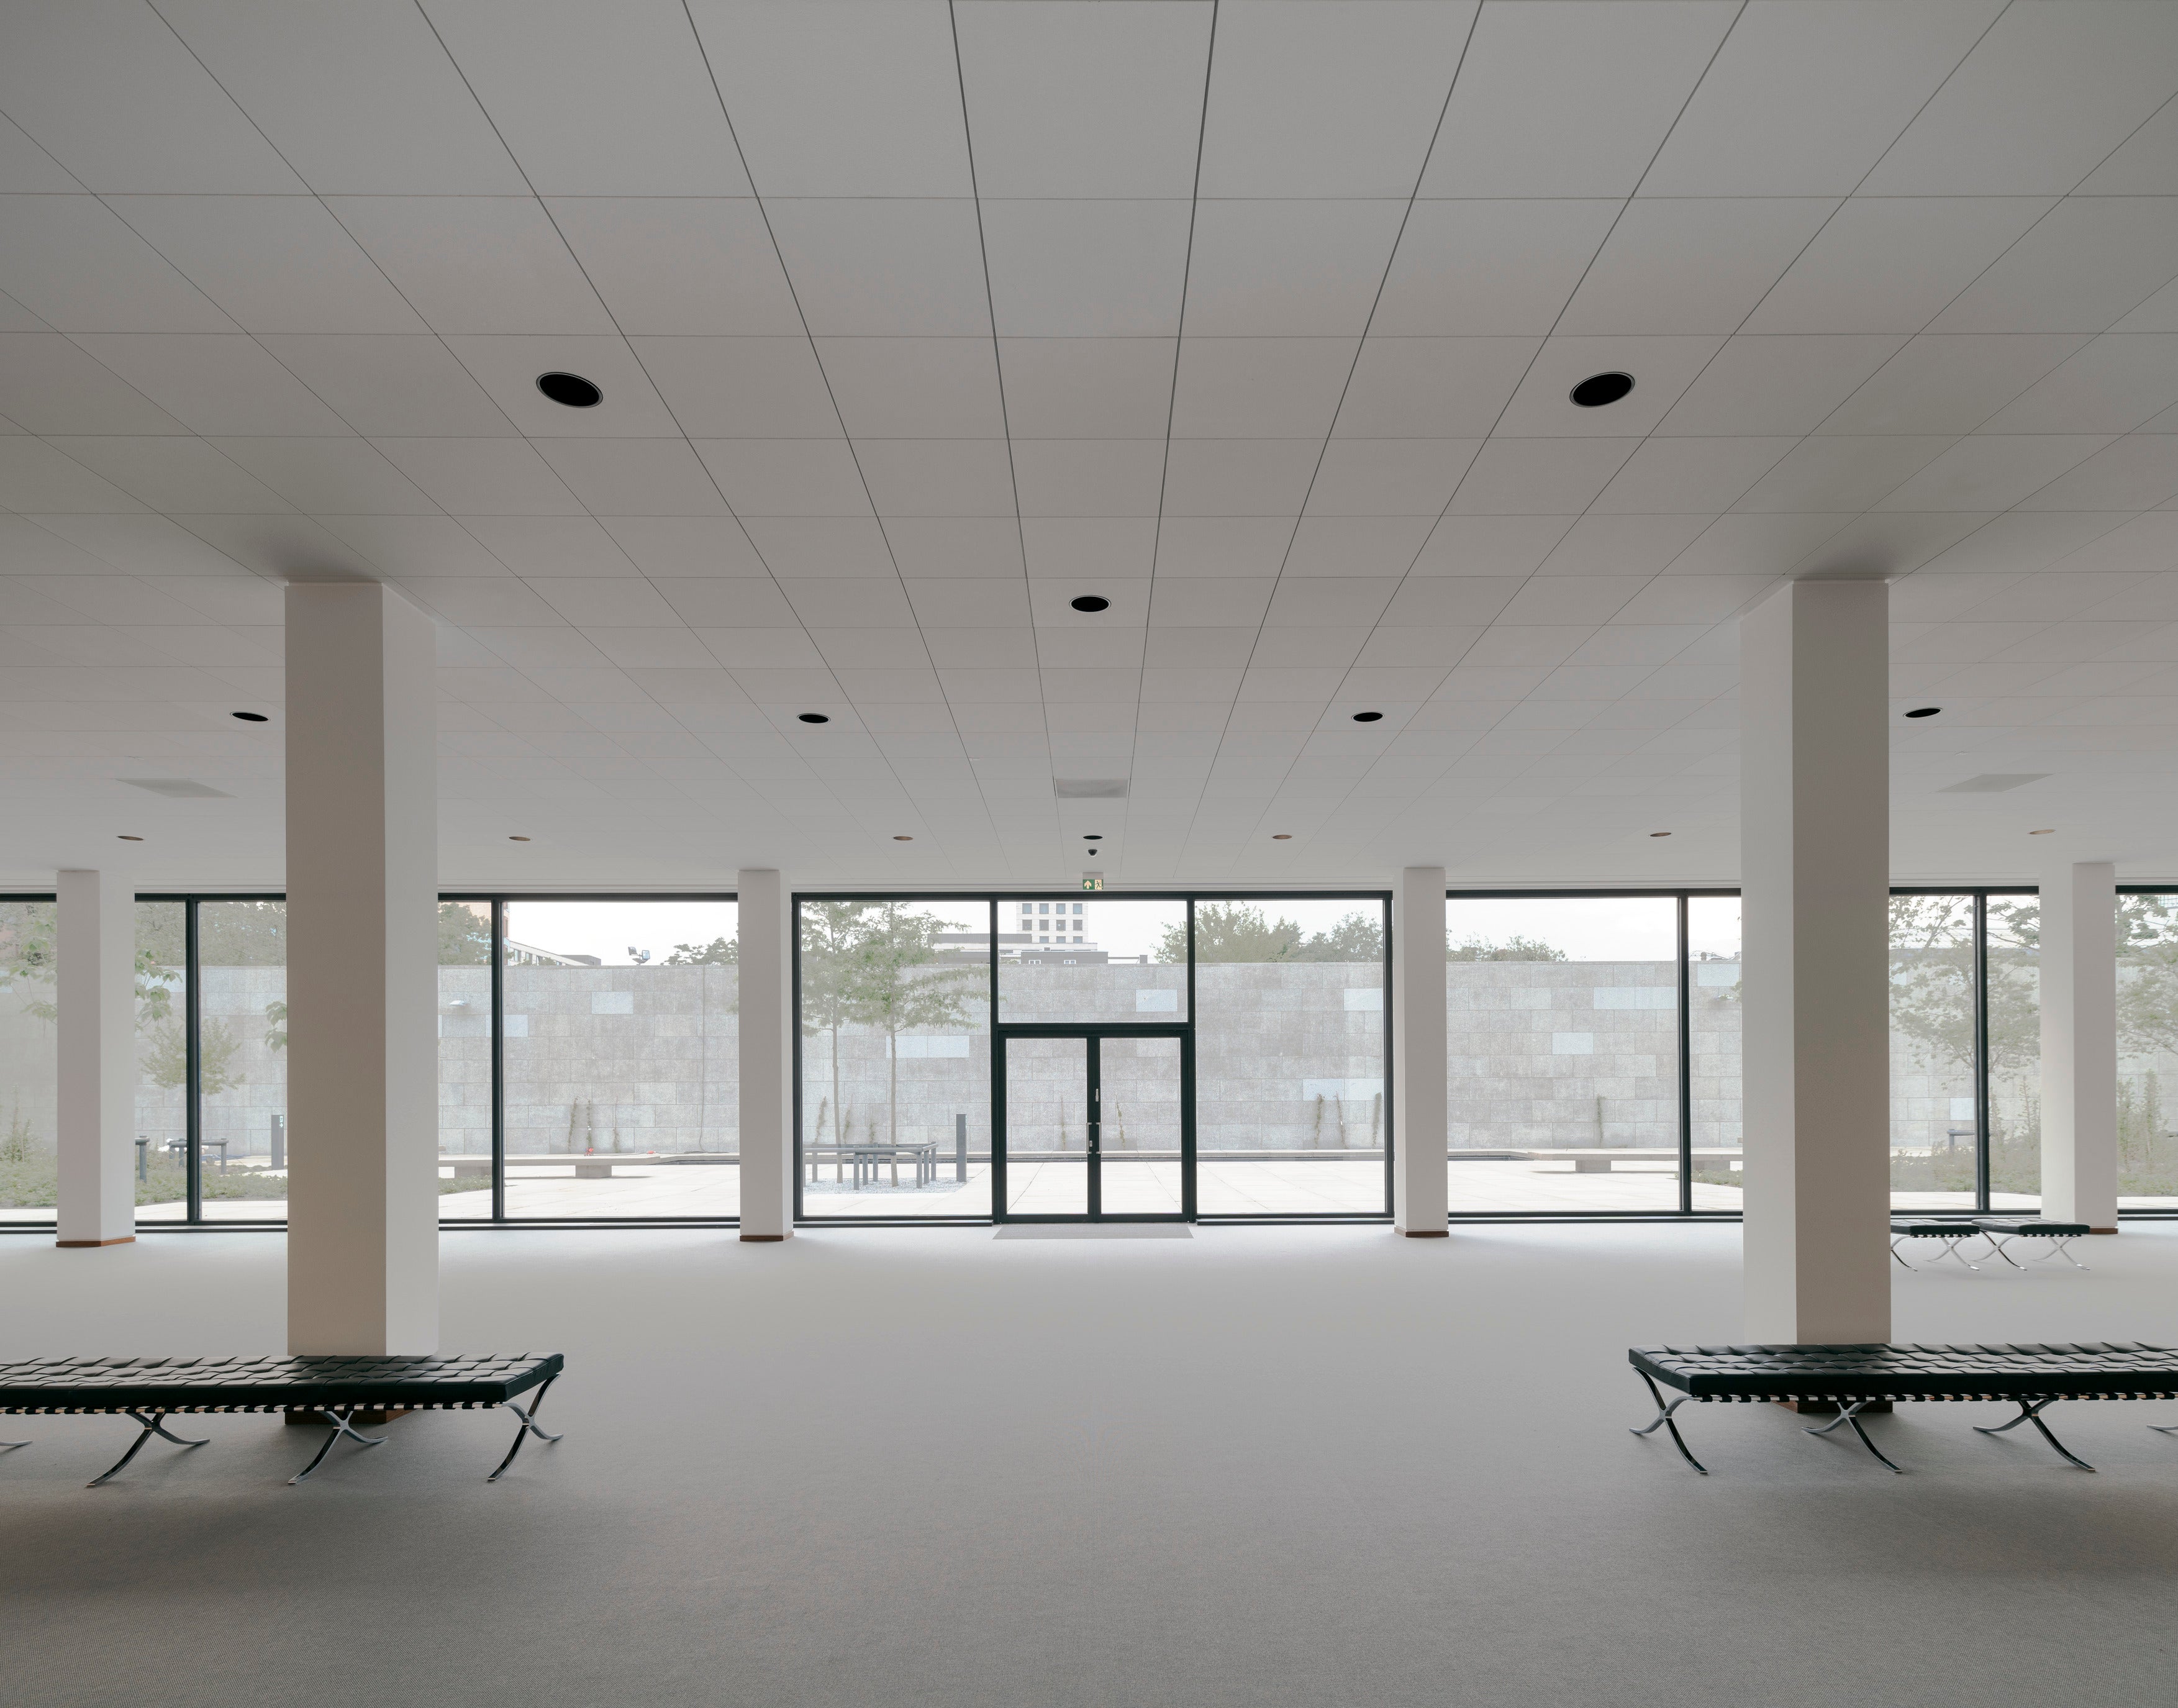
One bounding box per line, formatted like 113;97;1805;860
739;1233;787;1243
2091;1227;2120;1235
1399;1229;1450;1238
56;1235;136;1248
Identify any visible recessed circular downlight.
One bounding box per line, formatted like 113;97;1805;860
1351;711;1384;723
1905;707;1941;719
798;712;830;724
536;371;602;408
1650;831;1671;838
231;711;268;723
117;834;143;842
1083;834;1102;840
1272;834;1293;840
1070;596;1110;613
1570;371;1634;408
894;835;914;841
509;835;530;842
2029;828;2056;835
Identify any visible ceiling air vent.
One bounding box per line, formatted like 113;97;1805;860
1939;774;2049;794
1053;778;1128;799
121;778;234;799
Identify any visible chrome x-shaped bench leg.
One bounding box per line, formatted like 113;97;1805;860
1805;1401;1903;1473
288;1408;388;1484
1629;1371;1707;1474
1976;1397;2093;1470
489;1376;563;1482
1890;1237;1915;1270
89;1410;208;1487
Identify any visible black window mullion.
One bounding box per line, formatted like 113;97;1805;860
1973;892;1991;1214
792;899;807;1224
184;898;202;1223
1382;894;1395;1219
491;898;507;1222
1677;892;1692;1216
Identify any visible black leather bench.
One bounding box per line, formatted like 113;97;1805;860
1974;1217;2093;1269
0;1353;564;1486
1629;1343;2178;1474
1889;1220;1990;1271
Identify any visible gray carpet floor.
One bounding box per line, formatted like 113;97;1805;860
3;1220;2176;1707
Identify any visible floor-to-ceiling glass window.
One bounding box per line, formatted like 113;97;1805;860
501;899;738;1219
196;901;291;1223
1444;895;1682;1213
132;901;189;1222
437;900;496;1220
1985;896;2041;1210
0;898;58;1227
1193;897;1388;1216
1888;894;1978;1211
1686;896;1743;1210
2117;891;2178;1210
799;898;992;1219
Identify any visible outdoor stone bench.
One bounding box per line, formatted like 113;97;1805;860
1629;1343;2178;1474
0;1353;564;1486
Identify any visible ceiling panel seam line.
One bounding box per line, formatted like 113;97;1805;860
944;0;1050;865
681;0;975;850
1184;2;1479;856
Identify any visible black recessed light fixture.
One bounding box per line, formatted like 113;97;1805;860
1650;831;1671;838
797;712;830;724
1905;706;1941;719
231;711;268;723
1352;711;1384;723
117;834;143;842
536;371;602;408
893;835;914;842
1272;834;1293;840
1570;371;1634;408
1070;595;1110;613
509;835;531;842
2029;828;2056;836
1083;834;1102;840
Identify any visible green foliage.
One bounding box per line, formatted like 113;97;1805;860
439;901;492;966
665;936;738;965
801;902;978;1145
1159;903;1384;964
0;901;175;1028
1446;935;1566;962
1;1102;43;1165
141;1017;245;1096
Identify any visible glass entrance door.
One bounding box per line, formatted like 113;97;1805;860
997;1029;1191;1220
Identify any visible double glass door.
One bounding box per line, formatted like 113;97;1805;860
996;1029;1191;1219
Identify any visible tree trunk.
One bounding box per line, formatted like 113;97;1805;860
887;1022;899;1145
828;1023;842;1143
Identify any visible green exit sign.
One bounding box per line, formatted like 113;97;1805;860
1080;876;1104;891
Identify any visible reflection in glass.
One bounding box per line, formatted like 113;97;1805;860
1004;1036;1086;1215
998;899;1186;1024
1193;899;1386;1215
502;901;740;1219
1445;897;1681;1213
1889;896;1977;1209
0;901;58;1225
799;900;991;1217
2117;895;2178;1207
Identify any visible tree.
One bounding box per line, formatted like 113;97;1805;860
1446;935;1566;961
1159;903;1384;963
665;937;738;965
799;902;874;1145
1;901;174;1028
438;902;492;965
838;904;980;1146
142;1017;244;1097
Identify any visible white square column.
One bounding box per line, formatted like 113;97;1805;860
1740;581;1891;1345
286;583;438;1355
55;869;137;1248
2040;859;2118;1232
1394;868;1448;1236
737;868;793;1241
